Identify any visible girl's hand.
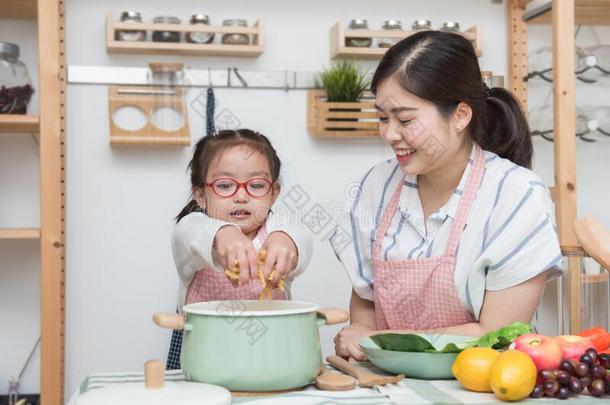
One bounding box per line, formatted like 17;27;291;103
214;225;258;285
334;323;375;361
260;231;298;287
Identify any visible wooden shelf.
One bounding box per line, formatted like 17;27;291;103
0;228;40;239
307;90;379;138
582;271;609;284
0;114;39;133
330;21;482;60
0;0;37;19
106;13;265;57
525;0;610;25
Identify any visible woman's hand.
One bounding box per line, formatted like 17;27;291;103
334;323;375;361
213;225;258;285
260;231;298;287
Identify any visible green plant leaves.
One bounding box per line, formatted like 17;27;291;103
320;60;370;102
370;334;462;354
464;321;532;350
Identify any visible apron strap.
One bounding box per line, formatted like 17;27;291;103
372;176;405;260
444;146;486;256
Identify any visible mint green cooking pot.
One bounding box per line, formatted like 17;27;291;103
154;300;349;392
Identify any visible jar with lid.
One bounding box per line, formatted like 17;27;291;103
378;19;402;48
221;19;250;45
412;19;431;31
0;42;34;114
440;21;460;33
187;14;215;44
345;19;372;47
152;16;182;43
116;11;146;42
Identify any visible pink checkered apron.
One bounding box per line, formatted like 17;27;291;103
372;146;485;330
185;224;287;303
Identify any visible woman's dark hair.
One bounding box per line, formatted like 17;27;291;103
176;129;281;223
371;30;532;168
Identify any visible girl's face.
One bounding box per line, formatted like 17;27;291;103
375;76;472;176
193;145;279;238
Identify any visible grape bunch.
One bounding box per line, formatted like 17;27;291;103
531;348;610;400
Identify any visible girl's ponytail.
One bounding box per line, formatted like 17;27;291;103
483;87;533;169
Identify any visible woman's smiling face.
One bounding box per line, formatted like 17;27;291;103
375;75;469;176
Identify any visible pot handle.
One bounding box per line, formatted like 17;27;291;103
153;312;186;331
317;308;350;326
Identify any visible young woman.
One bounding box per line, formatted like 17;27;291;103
331;31;562;360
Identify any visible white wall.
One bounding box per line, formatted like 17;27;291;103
1;0;608;400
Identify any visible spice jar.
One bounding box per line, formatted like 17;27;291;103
0;42;34;114
345;19;372;47
221;19;250;45
187;14;214;44
116;11;146;42
152;16;182;43
412;19;431;31
378;19;402;48
440;21;461;33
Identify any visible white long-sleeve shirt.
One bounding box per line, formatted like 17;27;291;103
172;210;313;310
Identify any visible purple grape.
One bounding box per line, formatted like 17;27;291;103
557;370;571;386
569;376;584;394
575;362;590;377
586;348;599;363
599;353;610;369
581;354;595;366
556;386;570;400
581;375;593;388
592;364;606;379
560;360;576;375
589;379;605;397
544;380;559;396
540;370;558;381
530;383;544;398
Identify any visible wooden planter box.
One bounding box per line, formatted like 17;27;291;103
106;13;264;57
307;90;378;138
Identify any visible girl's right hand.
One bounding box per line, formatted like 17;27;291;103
213;225;259;285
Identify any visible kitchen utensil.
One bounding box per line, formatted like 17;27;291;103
315;365;357;391
326;355;404;387
75;360;231;405
360;334;471;379
153;300;349;391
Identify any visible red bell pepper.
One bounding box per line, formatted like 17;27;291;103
578;327;610;352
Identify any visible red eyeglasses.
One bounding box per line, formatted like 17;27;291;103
204;177;274;198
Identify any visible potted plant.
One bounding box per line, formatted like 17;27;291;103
320;60;369;103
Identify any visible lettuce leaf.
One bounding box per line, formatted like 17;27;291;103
370;334;462;353
465;321;532;350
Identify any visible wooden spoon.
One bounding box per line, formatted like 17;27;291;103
327;356;404;388
315;365;357;391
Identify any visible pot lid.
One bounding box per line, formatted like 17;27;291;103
184;300;320;316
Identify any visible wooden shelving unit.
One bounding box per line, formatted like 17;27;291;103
0;0;37;19
307;90;378;138
0;228;41;239
0;114;40;133
510;0;610;333
330;21;481;60
1;0;66;403
523;0;610;25
106;13;264;57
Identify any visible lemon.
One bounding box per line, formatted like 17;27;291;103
452;347;501;392
489;349;537;401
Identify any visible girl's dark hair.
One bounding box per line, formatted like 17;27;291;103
176;129;281;223
371;30;532;168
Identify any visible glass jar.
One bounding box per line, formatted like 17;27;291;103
221;19;250;45
116;11;146;42
440;21;460;33
412;19;431;31
0;42;34;114
187;14;214;44
345;19;372;47
152;16;182;43
378;19;402;48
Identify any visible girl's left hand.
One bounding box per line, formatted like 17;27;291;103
260;231;298;287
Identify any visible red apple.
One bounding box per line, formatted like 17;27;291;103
556;335;594;361
511;334;562;371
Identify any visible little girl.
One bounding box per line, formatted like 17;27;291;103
166;129;312;369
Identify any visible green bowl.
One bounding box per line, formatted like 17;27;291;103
360;334;472;380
